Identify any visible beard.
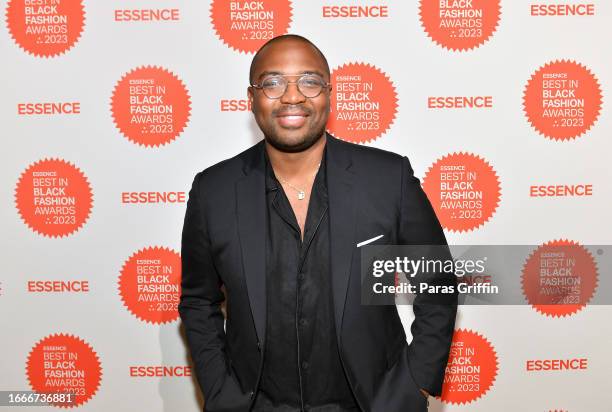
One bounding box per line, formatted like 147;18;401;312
264;122;327;153
261;103;329;153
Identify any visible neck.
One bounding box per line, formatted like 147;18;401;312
265;134;326;180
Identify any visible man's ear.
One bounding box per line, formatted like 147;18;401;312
247;86;254;112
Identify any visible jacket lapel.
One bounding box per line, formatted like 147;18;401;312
326;134;357;346
235;135;357;348
236;141;267;346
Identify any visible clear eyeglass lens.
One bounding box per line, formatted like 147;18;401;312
260;75;325;98
298;76;324;97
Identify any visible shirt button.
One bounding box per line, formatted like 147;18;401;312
301;361;309;370
256;341;261;351
299;318;307;326
298;272;305;281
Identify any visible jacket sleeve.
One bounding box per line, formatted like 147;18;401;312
398;156;458;396
179;172;250;411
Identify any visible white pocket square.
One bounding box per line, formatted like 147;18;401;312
356;234;384;248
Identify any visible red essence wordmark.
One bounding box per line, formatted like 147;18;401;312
129;365;191;377
120;191;186;203
529;184;593;197
427;96;493;109
17;102;80;115
321;5;389;18
114;9;180;22
530;4;595;16
526;358;588;371
220;99;252;112
27;280;90;292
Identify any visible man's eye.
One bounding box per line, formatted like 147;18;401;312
262;78;284;88
301;77;323;87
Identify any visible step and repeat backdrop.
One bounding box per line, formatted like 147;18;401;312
1;0;611;411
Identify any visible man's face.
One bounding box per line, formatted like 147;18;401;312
248;40;331;153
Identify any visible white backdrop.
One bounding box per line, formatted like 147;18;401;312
2;0;611;411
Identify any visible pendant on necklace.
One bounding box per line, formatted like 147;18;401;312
297;191;305;200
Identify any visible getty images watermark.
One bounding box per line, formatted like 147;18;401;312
360;244;608;308
371;254;496;296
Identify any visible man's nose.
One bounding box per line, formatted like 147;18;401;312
280;81;306;104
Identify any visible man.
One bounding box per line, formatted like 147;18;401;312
179;34;457;412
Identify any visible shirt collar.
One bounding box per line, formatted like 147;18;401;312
264;141;328;193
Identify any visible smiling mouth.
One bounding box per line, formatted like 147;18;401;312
276;112;309;128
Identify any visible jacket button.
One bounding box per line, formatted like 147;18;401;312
249;390;254;398
256;341;261;351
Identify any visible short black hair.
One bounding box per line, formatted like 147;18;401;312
249;34;330;84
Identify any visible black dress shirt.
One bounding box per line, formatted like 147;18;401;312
252;147;359;412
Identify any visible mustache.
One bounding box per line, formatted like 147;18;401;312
273;105;312;116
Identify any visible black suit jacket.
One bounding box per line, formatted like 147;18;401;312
179;133;458;412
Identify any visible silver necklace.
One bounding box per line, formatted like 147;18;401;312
276;163;321;200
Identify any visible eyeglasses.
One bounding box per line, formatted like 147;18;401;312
250;74;331;99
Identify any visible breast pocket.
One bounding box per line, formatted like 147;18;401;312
356;234;387;248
